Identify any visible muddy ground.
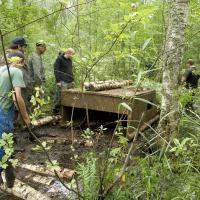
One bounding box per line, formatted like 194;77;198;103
0;124;118;200
0;123;148;200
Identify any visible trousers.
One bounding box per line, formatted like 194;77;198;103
53;82;73;114
0;106;14;172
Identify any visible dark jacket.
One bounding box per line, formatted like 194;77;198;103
184;67;200;89
54;54;74;83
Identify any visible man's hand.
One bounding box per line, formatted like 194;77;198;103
72;82;75;88
56;82;61;87
24;116;31;127
13;87;31;128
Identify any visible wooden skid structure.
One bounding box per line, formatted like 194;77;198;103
61;86;158;135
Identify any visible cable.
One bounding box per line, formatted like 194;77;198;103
3;0;96;36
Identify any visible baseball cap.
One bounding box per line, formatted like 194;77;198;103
36;40;46;48
11;37;28;47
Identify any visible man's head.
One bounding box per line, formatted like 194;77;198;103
7;51;25;68
64;48;75;59
10;37;27;53
187;59;195;68
36;40;46;55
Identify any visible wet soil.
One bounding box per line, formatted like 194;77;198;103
0;124;120;200
1;123;150;200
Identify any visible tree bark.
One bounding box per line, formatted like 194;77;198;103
159;0;189;140
0;177;51;200
84;80;133;91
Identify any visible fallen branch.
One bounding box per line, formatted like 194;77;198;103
32;115;62;127
41;137;69;145
139;114;160;132
19;164;74;179
23;173;54;186
15;168;77;199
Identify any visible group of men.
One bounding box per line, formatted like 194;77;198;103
0;36;75;187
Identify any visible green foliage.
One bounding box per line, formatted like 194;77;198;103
0;133;18;169
2;0;200;199
82;128;94;140
46;160;59;170
77;153;99;200
30;87;50;121
32;141;51;152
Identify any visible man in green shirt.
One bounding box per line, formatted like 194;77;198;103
0;52;30;188
28;41;46;87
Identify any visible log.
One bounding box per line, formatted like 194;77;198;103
15;168;74;199
139;114;160;132
0;176;51;200
41;137;68;145
24;173;54;186
84;80;133;91
19;164;74;179
32;115;62;127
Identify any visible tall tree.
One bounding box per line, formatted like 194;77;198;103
159;0;189;141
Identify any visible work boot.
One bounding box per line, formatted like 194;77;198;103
5;161;16;188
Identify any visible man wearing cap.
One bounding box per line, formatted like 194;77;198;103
0;52;31;187
9;37;28;53
0;37;27;66
5;37;33;116
28;41;47;87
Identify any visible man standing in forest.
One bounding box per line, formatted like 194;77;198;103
53;48;75;114
0;52;30;187
0;37;27;66
181;59;200;109
8;37;33;108
181;59;200;89
28;41;46;88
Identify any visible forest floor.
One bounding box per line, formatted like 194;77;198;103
1;123;145;200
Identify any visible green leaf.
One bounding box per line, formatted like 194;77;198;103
142;38;152;50
134;97;159;108
173;138;181;146
119;102;132;112
128;55;140;65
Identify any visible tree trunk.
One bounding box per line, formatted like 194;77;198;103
159;0;189;140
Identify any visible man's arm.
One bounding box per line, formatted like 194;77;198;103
28;56;34;78
181;70;190;85
31;54;42;85
13;87;30;126
181;75;186;84
54;57;61;86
